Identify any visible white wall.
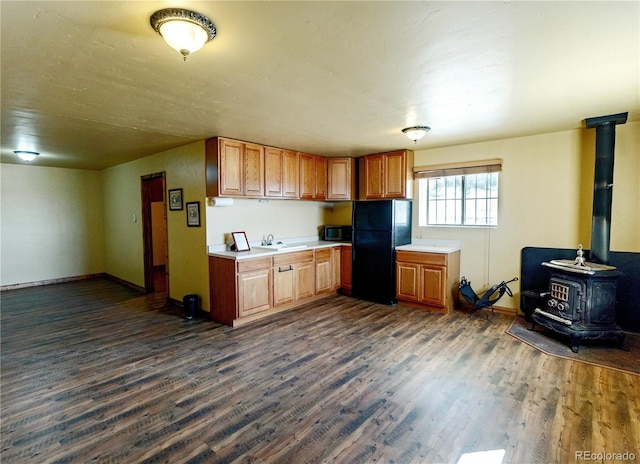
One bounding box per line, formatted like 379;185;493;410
0;164;104;286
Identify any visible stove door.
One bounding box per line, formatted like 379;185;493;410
547;276;584;322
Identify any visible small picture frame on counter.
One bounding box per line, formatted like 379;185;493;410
231;231;251;251
168;188;183;210
186;202;200;227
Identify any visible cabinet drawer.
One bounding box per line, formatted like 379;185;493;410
315;248;331;261
237;256;272;273
273;250;314;266
396;250;446;266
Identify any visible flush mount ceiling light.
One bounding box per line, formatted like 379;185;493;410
150;8;217;60
402;126;431;143
14;150;40;162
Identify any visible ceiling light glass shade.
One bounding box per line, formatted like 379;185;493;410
150;9;217;60
402;126;431;143
14;150;39;161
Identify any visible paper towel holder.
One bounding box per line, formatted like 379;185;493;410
207;197;234;207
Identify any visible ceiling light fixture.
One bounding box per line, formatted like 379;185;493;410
150;8;217;60
402;126;431;143
14;150;40;162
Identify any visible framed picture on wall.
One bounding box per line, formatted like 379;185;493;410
168;188;183;210
231;231;251;251
186;201;200;227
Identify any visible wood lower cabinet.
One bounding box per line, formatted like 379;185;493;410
273;251;315;306
315;249;332;294
396;250;460;313
237;267;272;317
359;150;414;200
331;246;341;290
340;244;352;295
209;245;341;326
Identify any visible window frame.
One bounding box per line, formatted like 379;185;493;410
415;159;502;228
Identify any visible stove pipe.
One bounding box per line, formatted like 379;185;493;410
584;112;628;265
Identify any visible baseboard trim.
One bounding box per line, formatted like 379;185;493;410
103;274;145;293
0;273;106;292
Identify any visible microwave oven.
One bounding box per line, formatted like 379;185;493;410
324;225;352;242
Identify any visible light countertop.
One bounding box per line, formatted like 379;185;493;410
208;240;347;260
396;244;460;254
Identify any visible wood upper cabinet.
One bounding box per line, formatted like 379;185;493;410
206;137;265;198
395;250;460;313
359;150;414;199
265;147;299;198
300;154;327;200
327;158;356;200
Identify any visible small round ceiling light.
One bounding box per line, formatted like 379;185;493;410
402;126;431;143
150;8;217;60
14;150;40;162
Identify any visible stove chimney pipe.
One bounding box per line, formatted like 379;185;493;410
584;112;627;265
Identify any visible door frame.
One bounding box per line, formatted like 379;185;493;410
141;172;168;294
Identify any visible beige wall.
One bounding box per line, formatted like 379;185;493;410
101;141;209;309
413;121;639;310
0;164;105;286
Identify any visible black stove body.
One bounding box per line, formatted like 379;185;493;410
531;265;624;352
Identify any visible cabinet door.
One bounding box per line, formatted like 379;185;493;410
396;262;420;301
237;268;272;316
327;158;353;200
340;246;352;292
384;151;407;198
273;264;294;306
264;147;284;197
331;246;341;289
314;156;327;200
295;261;315;300
363;154;384;199
299;153;315;199
421;265;446;307
282;150;300;198
219;139;244;196
315;249;332;294
244;143;265;197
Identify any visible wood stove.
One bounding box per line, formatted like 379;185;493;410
530;112;628;352
531;247;625;352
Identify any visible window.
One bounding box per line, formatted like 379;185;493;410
415;159;501;227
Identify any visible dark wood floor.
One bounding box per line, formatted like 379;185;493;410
1;278;638;464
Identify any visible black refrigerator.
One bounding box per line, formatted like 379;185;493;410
352;199;412;304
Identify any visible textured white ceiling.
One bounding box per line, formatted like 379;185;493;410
1;1;638;170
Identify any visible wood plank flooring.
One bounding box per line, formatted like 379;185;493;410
1;278;638;463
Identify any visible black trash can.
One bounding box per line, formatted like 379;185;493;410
521;290;548;323
183;294;198;320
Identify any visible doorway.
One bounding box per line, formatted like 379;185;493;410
141;172;168;294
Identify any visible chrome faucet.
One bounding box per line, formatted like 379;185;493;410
265;234;274;246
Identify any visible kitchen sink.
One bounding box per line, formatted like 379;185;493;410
255;243;308;252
